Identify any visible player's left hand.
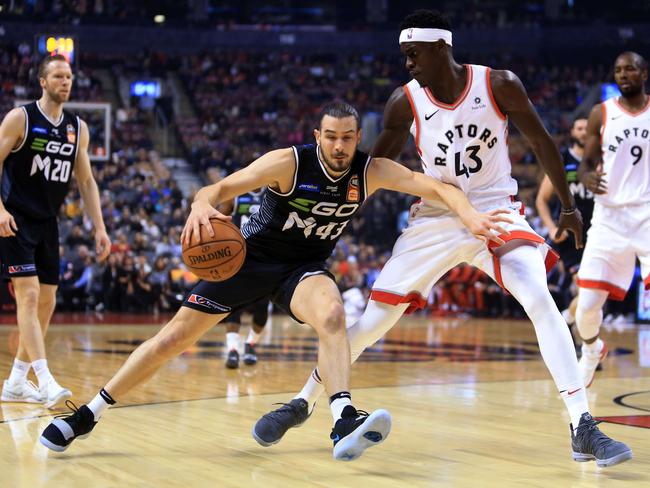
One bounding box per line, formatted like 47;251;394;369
94;229;111;262
462;208;514;246
556;208;583;249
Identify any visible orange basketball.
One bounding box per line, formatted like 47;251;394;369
182;218;246;282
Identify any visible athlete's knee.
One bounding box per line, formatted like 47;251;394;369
151;317;196;358
317;301;346;336
15;283;40;309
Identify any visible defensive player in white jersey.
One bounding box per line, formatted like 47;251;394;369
576;51;650;388
253;10;632;467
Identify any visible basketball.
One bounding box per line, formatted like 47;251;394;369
182;218;246;281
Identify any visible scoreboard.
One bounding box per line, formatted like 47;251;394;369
35;35;76;64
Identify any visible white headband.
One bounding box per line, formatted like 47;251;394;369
399;28;452;46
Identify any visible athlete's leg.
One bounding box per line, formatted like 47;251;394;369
104;307;227;399
224;312;242;369
15;283;57;362
12;277;46;363
295;300;408;408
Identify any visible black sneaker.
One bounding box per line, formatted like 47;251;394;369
243;343;258;366
571;413;633;467
39;401;97;452
252;398;311;446
225;349;239;369
331;405;391;461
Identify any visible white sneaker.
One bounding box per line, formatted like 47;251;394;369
579;339;608;388
1;379;44;404
40;380;72;409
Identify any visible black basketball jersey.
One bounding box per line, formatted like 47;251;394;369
562;148;594;229
2;101;80;219
232;189;264;228
242;144;371;263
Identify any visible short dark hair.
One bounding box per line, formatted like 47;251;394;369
616;51;648;72
572;116;587;126
38;54;69;79
318;101;360;129
399;9;452;32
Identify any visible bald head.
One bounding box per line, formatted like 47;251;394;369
614;51;648;98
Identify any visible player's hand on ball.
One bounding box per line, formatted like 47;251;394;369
557;208;584;249
181;200;231;246
94;229;111;262
463;208;513;246
0;208;17;237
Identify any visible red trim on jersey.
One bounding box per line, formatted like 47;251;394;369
510;196;525;216
614;96;650;117
424;65;473;110
600;103;607;146
403;84;422;157
370;290;427;315
487;231;557;292
486;68;506;120
576;278;627;301
643;274;650;291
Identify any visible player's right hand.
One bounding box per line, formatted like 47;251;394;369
582;164;607;194
181;200;231;246
0;208;18;237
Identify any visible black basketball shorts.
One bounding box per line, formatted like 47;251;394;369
0;212;59;285
182;252;334;323
224;297;270;326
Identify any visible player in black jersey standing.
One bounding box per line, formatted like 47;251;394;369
41;101;510;461
0;55;111;408
536;117;594;330
220;189;269;368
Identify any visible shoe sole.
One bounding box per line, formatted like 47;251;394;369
252;418;306;447
585;343;608;388
44;389;73;410
332;409;392;462
572;449;633;467
243;356;257;365
39;431;92;452
225;361;239;369
1;394;43;404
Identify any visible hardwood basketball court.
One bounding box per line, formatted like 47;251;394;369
0;313;648;487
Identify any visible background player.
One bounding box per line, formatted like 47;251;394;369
0;54;111;408
536;117;593;333
254;11;632;468
40;102;511;461
220;189;269;368
575;51;650;388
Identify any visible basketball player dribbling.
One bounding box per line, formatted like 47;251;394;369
0;55;111;409
40;102;510;461
254;10;633;467
575;51;650;388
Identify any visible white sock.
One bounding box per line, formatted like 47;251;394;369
88;390;114;421
226;332;240;352
7;358;30;385
246;329;262;346
560;388;589;430
583;337;603;355
32;359;54;388
330;394;352;421
294;369;323;410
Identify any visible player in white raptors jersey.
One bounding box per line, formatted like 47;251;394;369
253;10;632;467
575;51;650;388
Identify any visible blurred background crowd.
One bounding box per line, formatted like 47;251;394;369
0;0;646;321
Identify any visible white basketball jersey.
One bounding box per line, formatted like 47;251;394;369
404;64;517;208
599;97;650;207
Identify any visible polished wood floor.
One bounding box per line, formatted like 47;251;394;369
0;313;648;487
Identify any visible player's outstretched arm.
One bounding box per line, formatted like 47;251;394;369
491;69;583;248
74;119;111;261
367;157;511;245
578;104;607;195
182;148;295;245
0;108;25;237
